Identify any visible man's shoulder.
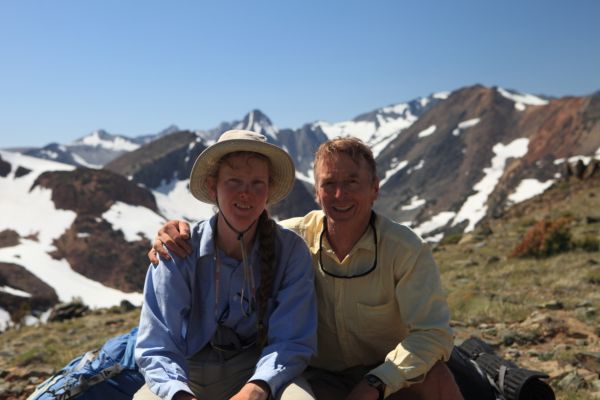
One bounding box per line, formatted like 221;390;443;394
376;213;425;248
281;210;323;232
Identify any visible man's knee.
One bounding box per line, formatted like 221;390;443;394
389;362;463;400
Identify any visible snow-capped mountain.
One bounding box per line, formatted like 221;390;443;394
23;125;180;168
2;83;600;330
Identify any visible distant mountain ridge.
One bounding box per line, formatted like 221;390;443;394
1;83;600;330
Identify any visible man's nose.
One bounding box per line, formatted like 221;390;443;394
334;184;346;197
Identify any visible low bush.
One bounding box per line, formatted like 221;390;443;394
510;217;573;258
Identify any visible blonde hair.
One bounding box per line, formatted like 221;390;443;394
314;137;377;181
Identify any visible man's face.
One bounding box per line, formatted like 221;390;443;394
314;153;379;225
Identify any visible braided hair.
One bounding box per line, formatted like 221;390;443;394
256;210;276;347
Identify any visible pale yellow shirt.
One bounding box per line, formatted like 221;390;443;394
282;210;453;395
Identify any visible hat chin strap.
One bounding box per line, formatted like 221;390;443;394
215;197;259;314
215;197;259;241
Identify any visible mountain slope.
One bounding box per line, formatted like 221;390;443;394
375;85;600;239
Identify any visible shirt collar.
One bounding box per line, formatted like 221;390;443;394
317;212;378;258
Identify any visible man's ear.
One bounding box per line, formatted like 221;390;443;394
313;185;321;206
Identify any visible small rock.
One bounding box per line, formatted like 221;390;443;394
568;331;589;339
556;371;586;391
506;347;522;358
575;352;600;375
487;255;500;264
540;300;564;310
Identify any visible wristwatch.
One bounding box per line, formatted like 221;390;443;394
365;374;386;400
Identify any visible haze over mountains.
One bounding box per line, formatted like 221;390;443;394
1;83;599;330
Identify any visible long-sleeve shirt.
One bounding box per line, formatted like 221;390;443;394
135;215;317;400
282;210;453;397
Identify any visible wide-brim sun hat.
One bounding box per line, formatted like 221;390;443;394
189;130;296;205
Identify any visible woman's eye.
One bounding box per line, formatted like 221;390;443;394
226;179;243;188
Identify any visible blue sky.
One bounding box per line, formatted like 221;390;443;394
1;0;599;148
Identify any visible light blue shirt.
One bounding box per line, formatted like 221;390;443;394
135;215;317;399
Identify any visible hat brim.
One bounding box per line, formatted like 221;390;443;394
189;139;295;205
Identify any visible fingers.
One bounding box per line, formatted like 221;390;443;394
149;237;172;263
158;230;190;258
148;248;161;266
178;219;191;239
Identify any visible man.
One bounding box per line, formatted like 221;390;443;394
150;138;463;400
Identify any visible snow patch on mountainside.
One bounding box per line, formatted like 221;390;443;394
370;118;415;157
0;241;143;308
453;118;480;136
76;130;140;151
153;180;215;222
418;125;436;138
401;196;426;211
0;152;77;245
413;211;457;238
0;151;144;313
102;202;167;242
0;308;11;331
453;138;530;232
380;159;408;187
508;178;554;204
497;88;549;111
317;120;375;143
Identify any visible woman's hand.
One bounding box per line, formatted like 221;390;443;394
148;219;192;265
229;381;270;400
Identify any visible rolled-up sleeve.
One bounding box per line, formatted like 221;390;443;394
369;243;453;396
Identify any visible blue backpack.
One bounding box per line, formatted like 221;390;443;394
27;327;145;400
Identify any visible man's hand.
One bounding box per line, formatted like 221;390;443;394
345;379;380;400
229;381;270;400
148;219;192;265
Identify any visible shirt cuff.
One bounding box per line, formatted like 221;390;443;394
150;379;194;400
368;360;426;398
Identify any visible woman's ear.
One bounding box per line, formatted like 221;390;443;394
206;177;217;202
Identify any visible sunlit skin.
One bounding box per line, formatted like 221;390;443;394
207;153;270;260
314;153;379;260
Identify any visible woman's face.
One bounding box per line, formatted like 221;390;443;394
208;153;270;232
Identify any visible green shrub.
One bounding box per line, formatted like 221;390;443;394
440;233;462;245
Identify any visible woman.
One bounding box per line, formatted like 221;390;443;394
134;130;317;400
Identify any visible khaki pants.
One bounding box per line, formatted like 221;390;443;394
280;362;464;400
279;365;368;400
134;345;261;400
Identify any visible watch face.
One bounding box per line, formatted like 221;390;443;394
366;374;385;391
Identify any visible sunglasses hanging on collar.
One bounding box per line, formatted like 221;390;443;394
318;212;378;279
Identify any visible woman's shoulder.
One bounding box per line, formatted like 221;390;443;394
187;218;217;256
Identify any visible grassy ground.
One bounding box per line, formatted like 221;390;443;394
1;178;599;399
